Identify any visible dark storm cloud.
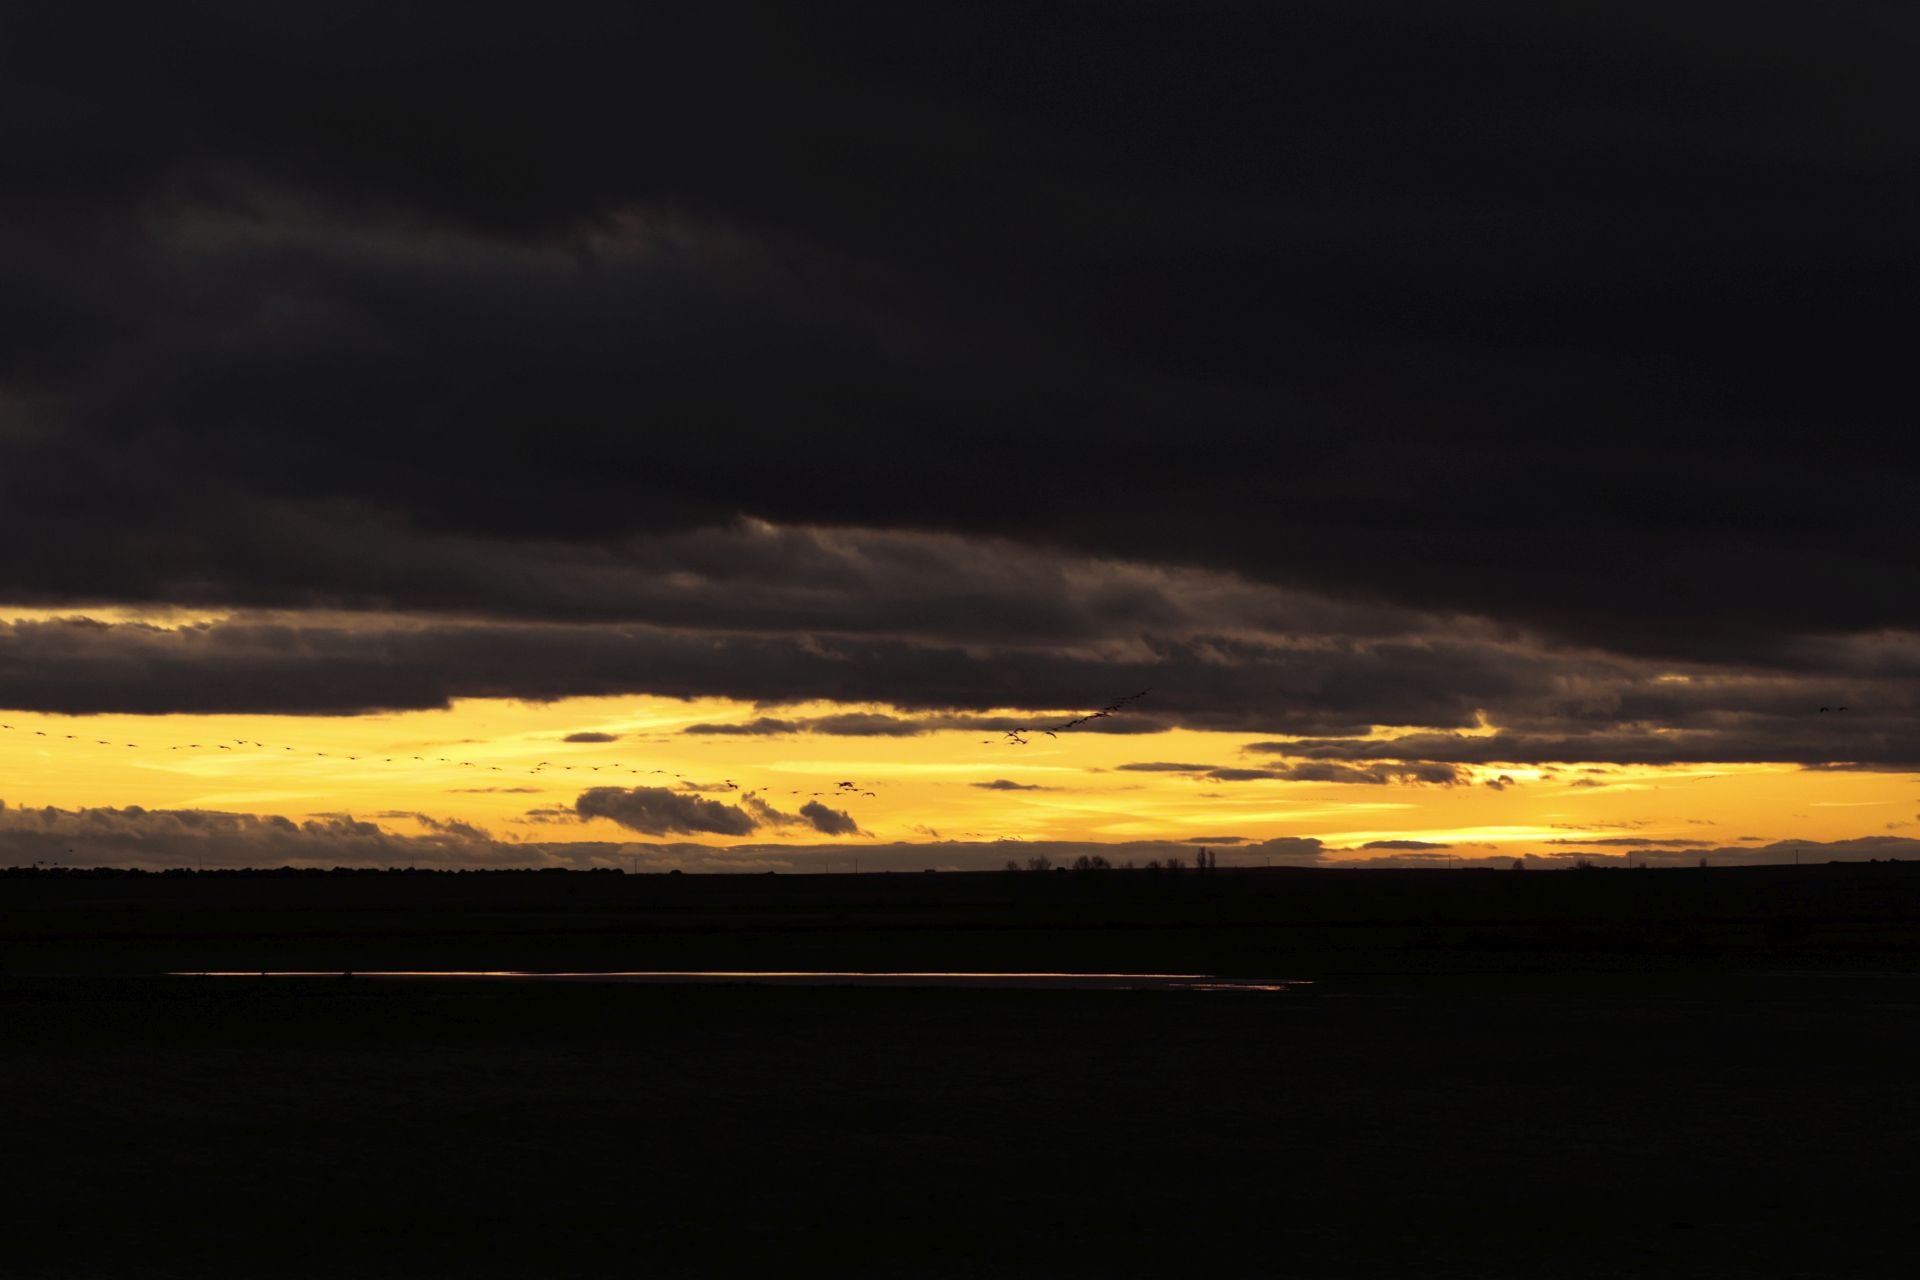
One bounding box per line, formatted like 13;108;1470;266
0;612;1541;734
9;609;1914;769
562;732;619;743
6;1;1920;669
1250;722;1920;769
574;787;758;838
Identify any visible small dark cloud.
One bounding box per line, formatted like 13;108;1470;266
562;732;619;744
800;713;930;738
1116;762;1217;773
1185;835;1247;844
1361;839;1452;851
415;815;491;840
1247;837;1328;864
971;779;1053;791
797;800;861;837
365;813;491;840
514;806;578;826
1264;761;1467;787
682;718;801;736
575;786;758;837
448;786;542;794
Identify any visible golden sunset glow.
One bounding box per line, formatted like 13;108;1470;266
3;693;1910;866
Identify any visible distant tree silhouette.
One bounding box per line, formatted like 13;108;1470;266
1072;854;1111;872
1025;855;1053;872
1511;858;1526;871
1005;859;1022;873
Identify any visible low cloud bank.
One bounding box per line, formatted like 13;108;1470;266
6;799;1916;873
575;786;861;838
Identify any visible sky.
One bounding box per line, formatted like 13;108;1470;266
3;3;1917;871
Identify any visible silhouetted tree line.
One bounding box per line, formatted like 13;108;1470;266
1001;848;1220;874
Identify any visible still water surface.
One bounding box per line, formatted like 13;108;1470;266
175;969;1306;992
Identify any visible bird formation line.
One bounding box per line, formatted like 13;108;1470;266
989;689;1152;745
0;722;891;811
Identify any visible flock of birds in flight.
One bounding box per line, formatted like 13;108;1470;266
0;691;1154;806
990;689;1152;745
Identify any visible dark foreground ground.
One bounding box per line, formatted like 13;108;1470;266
4;863;1919;1277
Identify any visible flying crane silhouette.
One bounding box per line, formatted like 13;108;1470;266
996;688;1152;745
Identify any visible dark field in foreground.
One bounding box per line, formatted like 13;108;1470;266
4;864;1919;1277
7;860;1920;977
7;974;1920;1278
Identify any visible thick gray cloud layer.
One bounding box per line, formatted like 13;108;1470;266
4;3;1920;659
5;5;1920;772
1;607;1916;767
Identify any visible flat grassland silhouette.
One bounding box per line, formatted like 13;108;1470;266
4;862;1917;1277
